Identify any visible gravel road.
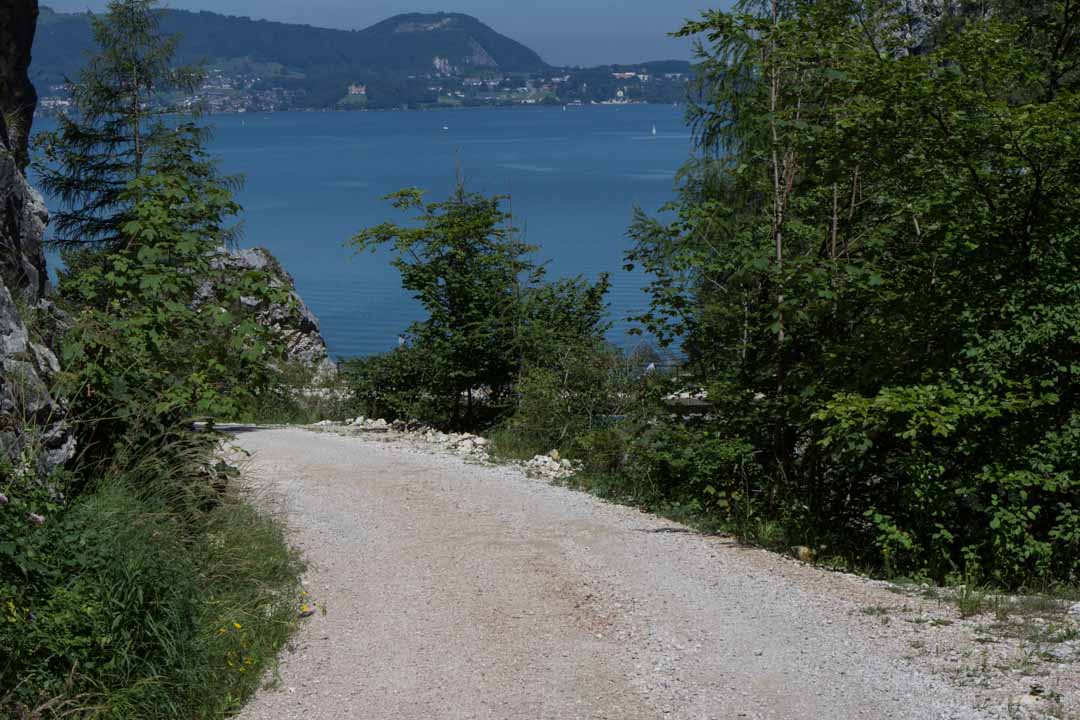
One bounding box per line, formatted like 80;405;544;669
229;426;1074;720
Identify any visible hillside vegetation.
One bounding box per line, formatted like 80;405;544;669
34;6;548;79
345;0;1080;591
2;3;304;717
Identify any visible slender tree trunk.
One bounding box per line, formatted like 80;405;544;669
831;183;839;259
132;66;142;178
768;0;793;493
770;0;785;374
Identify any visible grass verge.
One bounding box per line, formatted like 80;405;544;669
1;434;304;719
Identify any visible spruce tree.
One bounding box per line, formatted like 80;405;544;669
36;0;206;250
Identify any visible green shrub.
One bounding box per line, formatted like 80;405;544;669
341;346;449;426
623;421;764;525
619;0;1080;587
348;186;611;432
816;385;1080;585
231;360;351;426
575;428;627;475
500;341;632;458
56;142;285;470
0;432;303;719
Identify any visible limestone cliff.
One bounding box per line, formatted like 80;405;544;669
0;0;74;476
0;0;48;300
209;248;337;378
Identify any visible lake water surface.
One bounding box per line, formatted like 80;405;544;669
45;105;692;358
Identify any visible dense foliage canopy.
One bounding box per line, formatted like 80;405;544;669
626;0;1080;585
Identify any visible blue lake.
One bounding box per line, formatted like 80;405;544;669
42;105;692;358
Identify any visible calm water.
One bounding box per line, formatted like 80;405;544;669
42;105;692;358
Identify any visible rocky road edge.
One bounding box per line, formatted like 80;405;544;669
300;419;1079;719
311;416;580;479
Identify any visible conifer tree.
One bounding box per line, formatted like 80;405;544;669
36;0;206;250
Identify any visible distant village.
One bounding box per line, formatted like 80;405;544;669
38;58;689;115
413;64;687;108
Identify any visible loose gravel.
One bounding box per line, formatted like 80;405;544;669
229;426;1078;720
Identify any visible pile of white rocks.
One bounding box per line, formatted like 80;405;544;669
343;416;391;432
314;418;582;479
327;417;491;461
416;427;490;460
523;450;581;480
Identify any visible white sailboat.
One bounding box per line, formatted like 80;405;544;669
651;124;657;136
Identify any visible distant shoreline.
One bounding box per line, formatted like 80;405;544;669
35;100;685;121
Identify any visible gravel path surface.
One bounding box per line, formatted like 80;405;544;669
229;426;1077;720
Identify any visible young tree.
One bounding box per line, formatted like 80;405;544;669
58;129;283;465
350;185;611;429
351;186;540;426
36;0;207;250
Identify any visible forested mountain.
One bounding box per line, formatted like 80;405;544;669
32;7;689;110
33;6;548;88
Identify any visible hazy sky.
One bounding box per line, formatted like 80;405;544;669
43;0;718;66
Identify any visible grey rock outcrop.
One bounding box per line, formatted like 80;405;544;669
0;137;49;299
0;0;47;298
0;287;74;472
899;1;987;55
210;247;337;378
0;0;74;476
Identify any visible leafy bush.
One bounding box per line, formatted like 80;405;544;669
499;340;631;461
620;0;1080;586
342;345;449;426
0;432;303;719
622;421;763;524
817;383;1080;585
231;360;351;426
56;136;284;468
349;187;538;428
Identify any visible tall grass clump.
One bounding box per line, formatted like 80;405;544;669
230;360;352;426
0;431;303;719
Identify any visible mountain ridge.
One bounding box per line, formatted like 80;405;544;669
34;6;548;83
32;6;690;110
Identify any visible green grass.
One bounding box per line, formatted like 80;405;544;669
0;434;304;719
488;426;548;462
953;584;992;618
228;362;353;426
